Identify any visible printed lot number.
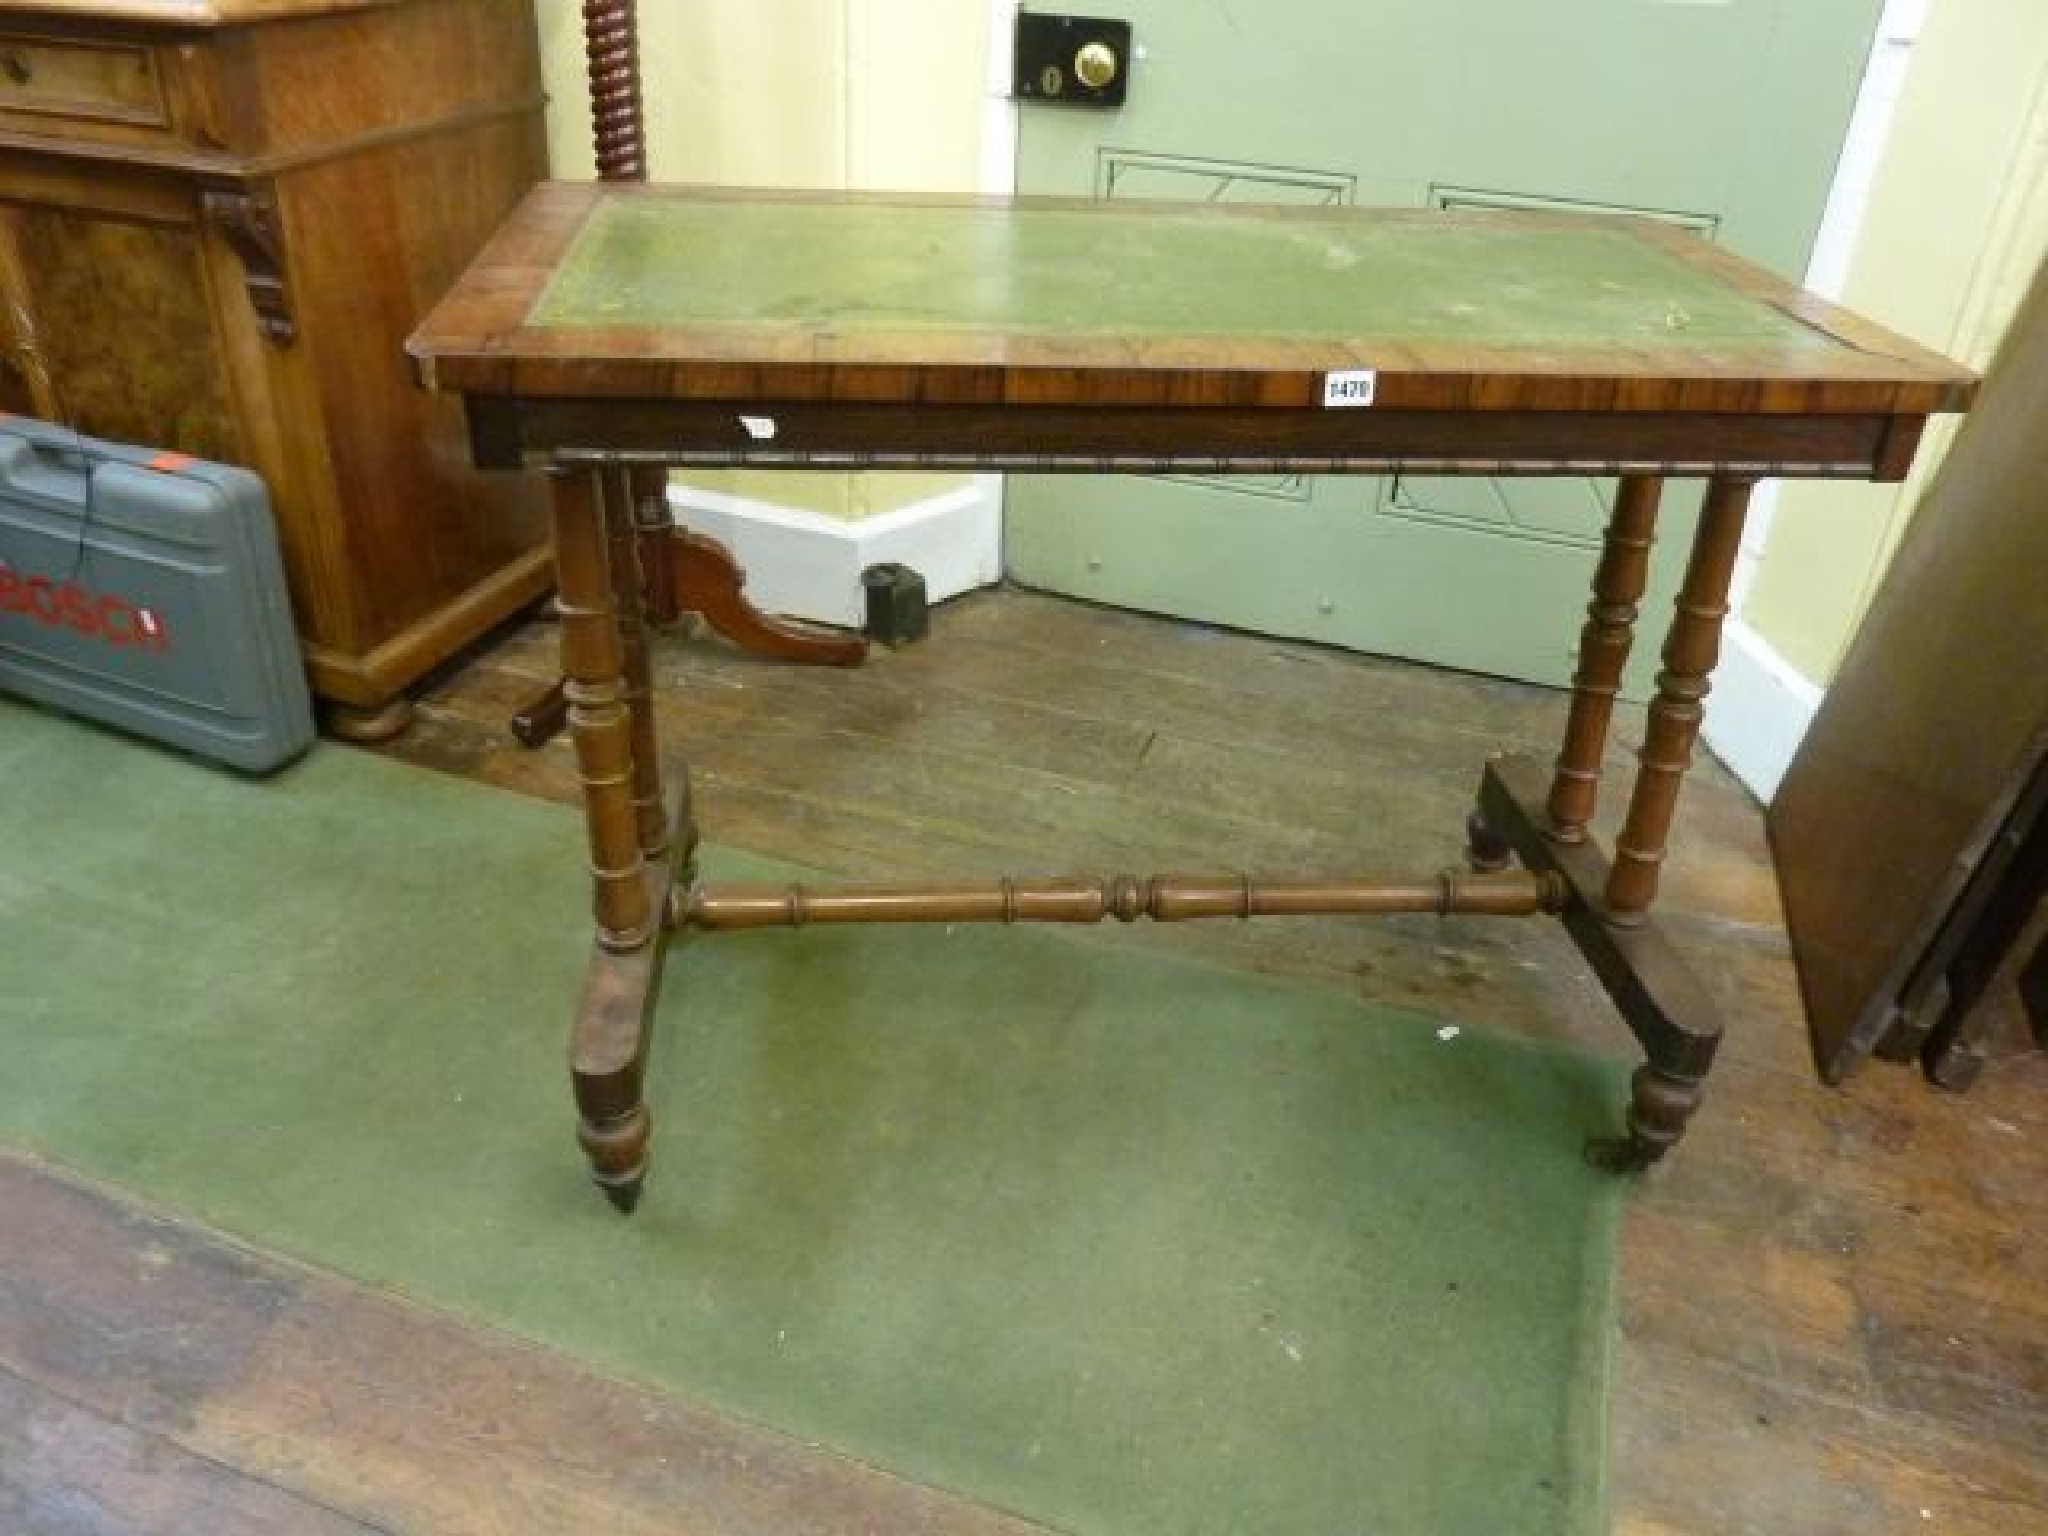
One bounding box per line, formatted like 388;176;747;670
1322;369;1378;408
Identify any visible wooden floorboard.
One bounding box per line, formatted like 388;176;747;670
0;1363;386;1536
9;585;2045;1533
0;1151;1053;1536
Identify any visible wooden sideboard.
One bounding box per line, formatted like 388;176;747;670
0;0;551;737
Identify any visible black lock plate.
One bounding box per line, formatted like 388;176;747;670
1014;12;1132;108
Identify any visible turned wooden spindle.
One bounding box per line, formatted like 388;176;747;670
632;466;682;625
582;0;646;182
684;869;1567;931
1605;476;1754;922
1548;475;1662;843
601;466;668;859
551;467;653;950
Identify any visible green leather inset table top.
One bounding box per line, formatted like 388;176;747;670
409;182;1975;432
530;197;1826;352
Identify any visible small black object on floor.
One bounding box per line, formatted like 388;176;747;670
862;563;929;646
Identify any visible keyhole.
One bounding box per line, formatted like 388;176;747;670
1;50;33;86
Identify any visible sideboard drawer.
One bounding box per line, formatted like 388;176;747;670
0;31;166;131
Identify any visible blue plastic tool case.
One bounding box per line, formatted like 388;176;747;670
0;416;313;773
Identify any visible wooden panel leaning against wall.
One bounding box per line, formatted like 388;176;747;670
1770;242;2048;1087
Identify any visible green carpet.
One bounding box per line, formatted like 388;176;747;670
0;697;1627;1535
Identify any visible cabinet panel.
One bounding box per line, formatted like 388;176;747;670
1;202;240;461
283;113;548;641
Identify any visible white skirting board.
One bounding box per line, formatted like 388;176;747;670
666;477;1003;630
1700;618;1823;806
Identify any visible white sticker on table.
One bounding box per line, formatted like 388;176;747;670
1322;370;1378;408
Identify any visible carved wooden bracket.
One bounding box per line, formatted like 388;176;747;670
201;184;295;344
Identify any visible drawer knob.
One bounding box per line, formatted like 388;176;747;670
1;49;30;86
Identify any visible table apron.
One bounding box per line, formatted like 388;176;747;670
467;396;1922;482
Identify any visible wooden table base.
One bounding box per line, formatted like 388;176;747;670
552;468;1748;1210
569;750;1725;1209
1473;752;1723;1169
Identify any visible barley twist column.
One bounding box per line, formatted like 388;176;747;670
581;0;646;181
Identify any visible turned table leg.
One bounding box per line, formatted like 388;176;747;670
604;465;677;863
1547;475;1663;844
554;466;653;950
1607;476;1753;922
552;465;667;1208
1468;475;1752;1173
1599;475;1754;1165
1470;474;1661;870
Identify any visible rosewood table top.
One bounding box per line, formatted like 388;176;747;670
410;181;1974;473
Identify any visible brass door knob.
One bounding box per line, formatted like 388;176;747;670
1073;41;1118;91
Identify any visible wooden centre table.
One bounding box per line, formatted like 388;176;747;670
409;182;1975;1210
